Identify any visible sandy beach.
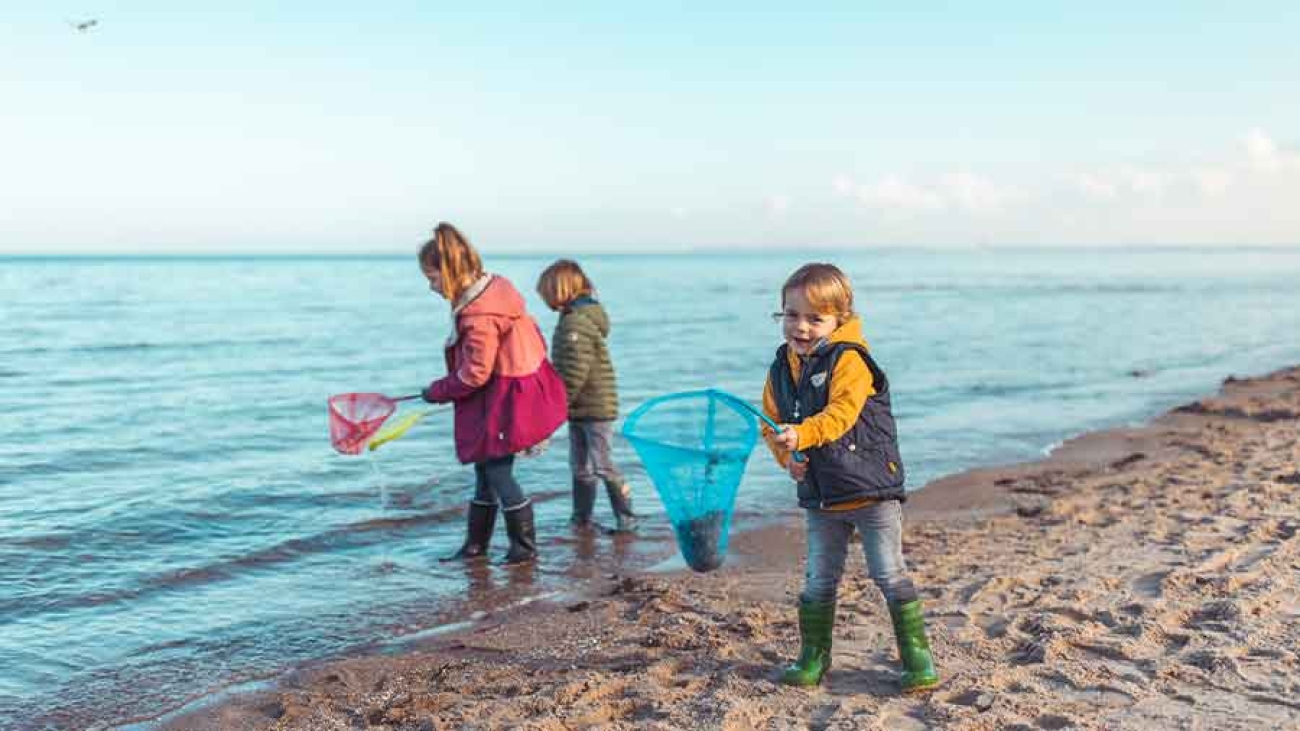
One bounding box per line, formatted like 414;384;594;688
165;366;1300;731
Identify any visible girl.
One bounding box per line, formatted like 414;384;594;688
536;260;637;533
762;263;939;692
419;223;567;565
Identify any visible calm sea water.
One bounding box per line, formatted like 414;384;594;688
3;249;1299;728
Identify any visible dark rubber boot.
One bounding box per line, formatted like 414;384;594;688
441;502;496;561
570;479;597;528
604;482;638;533
889;599;940;692
500;502;538;565
779;600;835;687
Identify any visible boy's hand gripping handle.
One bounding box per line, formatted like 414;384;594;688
722;391;806;463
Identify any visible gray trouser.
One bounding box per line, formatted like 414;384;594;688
802;499;918;605
568;420;633;520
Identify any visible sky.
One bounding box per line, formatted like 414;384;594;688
2;1;1299;253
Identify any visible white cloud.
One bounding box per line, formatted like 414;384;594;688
1075;172;1119;199
1192;168;1233;197
1243;128;1281;170
1120;167;1171;195
825;129;1300;245
1076;163;1216;200
832;174;855;196
1075;166;1177;200
1242;128;1299;172
839;172;1021;215
940;172;1021;213
1073;129;1300;207
854;176;948;212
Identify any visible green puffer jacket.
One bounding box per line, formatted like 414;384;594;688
551;296;619;421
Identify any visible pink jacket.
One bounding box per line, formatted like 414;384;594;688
423;275;568;464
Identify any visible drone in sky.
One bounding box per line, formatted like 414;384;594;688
68;18;99;32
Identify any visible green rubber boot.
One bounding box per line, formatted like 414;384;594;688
889;599;940;693
780;600;835;687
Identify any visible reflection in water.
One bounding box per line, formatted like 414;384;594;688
462;557;537;605
573;526;599;563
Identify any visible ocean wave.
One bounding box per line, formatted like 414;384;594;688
0;336;297;357
0;504;471;624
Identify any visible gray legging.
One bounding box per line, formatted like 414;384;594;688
801;499;919;605
472;455;528;511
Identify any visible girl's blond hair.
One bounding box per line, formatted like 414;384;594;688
782;263;855;321
417;222;484;303
536;259;594;310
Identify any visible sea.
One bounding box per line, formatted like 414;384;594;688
3;248;1299;728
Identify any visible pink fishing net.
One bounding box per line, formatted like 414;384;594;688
328;393;399;455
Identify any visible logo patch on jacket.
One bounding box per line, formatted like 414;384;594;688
810;371;828;388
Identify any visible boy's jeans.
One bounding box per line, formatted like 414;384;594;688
802;499;918;605
568;420;635;525
569;420;626;489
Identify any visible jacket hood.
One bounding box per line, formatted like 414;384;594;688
566;297;610;337
823;315;869;350
458;275;526;321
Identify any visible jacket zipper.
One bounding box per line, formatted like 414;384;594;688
791;349;819;501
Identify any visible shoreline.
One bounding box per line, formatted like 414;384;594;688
147;365;1300;730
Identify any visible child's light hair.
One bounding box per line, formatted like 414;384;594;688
782;263;855;321
418;222;484;303
536;259;594;310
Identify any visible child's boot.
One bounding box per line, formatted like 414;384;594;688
888;599;940;692
779;600;835;687
605;482;638;533
570;479;597;528
500;502;538;565
440;501;496;561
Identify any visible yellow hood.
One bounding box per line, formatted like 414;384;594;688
786;315;870;376
826;315;869;349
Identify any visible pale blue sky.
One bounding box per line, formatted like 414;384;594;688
2;2;1298;252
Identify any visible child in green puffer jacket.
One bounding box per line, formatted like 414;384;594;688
537;260;637;534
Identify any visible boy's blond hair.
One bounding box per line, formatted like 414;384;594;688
418;222;484;303
536;259;594;310
782;263;855;321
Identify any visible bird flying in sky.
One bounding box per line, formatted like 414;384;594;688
68;19;99;32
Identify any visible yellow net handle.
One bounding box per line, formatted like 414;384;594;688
367;407;443;451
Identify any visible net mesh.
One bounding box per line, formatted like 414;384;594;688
329;393;399;455
621;390;758;572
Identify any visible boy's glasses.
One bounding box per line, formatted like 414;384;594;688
771;312;830;325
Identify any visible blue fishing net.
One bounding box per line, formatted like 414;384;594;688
622;389;760;572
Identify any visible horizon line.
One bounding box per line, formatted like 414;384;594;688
3;243;1300;260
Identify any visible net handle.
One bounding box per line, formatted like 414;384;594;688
711;390;807;464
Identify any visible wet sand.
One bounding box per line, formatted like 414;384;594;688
164;367;1300;730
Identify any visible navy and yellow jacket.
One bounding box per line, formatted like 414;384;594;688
762;316;906;508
